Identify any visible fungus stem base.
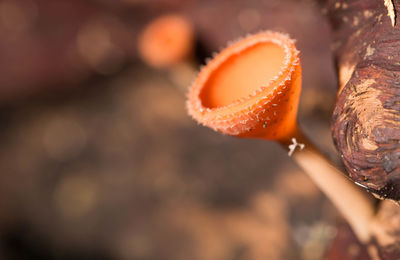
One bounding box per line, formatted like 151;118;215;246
279;127;375;243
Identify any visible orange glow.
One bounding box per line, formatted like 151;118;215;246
200;43;285;108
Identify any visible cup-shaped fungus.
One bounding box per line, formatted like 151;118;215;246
138;14;194;68
187;31;375;243
188;32;300;142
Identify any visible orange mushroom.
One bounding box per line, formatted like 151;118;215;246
138;14;197;90
138;14;194;68
187;31;375;243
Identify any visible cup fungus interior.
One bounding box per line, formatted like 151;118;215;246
200;42;286;109
188;32;301;140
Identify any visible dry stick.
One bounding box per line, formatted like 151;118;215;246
280;127;375;243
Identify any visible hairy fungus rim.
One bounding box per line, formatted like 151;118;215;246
187;31;300;135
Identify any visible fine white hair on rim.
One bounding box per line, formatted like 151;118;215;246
186;31;300;135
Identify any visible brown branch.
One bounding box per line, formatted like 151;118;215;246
326;0;400;201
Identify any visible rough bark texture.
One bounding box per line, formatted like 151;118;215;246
327;0;400;200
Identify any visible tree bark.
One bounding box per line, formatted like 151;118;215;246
326;0;400;201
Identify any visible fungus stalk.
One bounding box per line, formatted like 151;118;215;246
282;127;374;242
187;32;375;243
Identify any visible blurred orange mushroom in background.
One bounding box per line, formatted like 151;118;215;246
138;14;194;69
187;31;375;243
138;14;197;90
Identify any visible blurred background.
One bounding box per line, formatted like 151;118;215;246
0;0;349;259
